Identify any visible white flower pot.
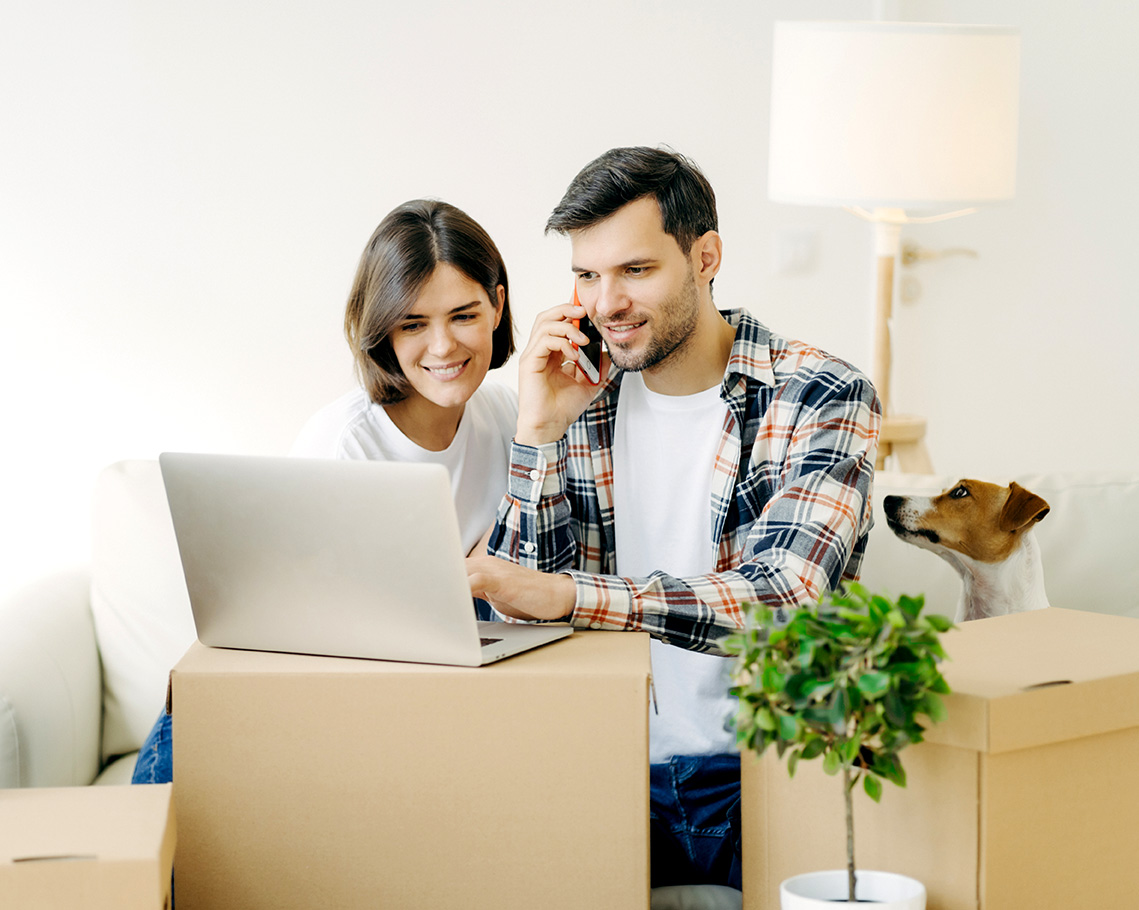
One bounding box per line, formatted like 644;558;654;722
780;870;925;908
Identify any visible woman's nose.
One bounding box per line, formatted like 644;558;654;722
427;323;457;356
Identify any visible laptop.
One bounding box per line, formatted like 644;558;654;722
159;452;573;667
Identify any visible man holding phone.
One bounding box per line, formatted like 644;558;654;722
467;147;880;891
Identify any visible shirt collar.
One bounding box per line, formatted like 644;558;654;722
721;308;777;390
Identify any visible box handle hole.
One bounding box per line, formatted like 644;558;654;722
1022;679;1073;690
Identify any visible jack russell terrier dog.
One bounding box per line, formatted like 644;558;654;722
883;479;1051;622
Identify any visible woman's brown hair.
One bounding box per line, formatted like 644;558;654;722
345;199;515;404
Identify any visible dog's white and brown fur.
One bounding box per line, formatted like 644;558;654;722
883;479;1051;622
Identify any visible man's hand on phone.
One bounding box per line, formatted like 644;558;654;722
514;301;608;447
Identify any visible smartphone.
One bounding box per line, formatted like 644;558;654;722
571;286;603;385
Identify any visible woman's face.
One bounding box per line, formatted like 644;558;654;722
388;263;504;415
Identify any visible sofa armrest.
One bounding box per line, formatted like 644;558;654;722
0;566;103;786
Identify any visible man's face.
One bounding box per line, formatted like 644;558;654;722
570;196;702;374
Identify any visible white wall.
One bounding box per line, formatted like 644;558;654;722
2;0;1136;601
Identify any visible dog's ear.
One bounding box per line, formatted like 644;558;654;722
999;482;1051;532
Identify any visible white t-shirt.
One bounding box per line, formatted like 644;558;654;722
290;382;518;555
612;372;737;763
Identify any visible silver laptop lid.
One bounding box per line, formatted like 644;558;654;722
159;453;485;665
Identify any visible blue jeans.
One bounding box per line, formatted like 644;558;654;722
132;710;173;784
650;753;742;890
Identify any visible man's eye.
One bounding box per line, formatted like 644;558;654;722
949;486;969;499
627;266;648;276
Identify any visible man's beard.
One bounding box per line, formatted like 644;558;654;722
603;267;701;373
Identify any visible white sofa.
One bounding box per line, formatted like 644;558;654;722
0;461;196;787
2;462;1137;908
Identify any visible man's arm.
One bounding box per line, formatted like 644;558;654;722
472;375;880;653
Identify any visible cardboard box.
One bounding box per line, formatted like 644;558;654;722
742;608;1139;909
171;630;650;910
0;783;175;909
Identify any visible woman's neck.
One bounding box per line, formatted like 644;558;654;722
383;397;464;451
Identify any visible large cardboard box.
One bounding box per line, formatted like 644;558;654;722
0;783;175;909
171;630;650;910
742;608;1139;909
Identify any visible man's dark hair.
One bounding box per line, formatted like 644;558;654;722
545;147;718;254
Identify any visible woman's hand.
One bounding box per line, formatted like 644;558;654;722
514;302;609;447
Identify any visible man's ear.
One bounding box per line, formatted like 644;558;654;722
691;230;722;285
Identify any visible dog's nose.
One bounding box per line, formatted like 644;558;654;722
883;495;901;519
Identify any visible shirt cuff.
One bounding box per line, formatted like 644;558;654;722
566;569;632;631
507;438;567;502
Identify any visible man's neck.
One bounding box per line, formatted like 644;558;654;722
641;304;736;396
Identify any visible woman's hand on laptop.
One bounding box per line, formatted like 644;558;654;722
466;556;575;622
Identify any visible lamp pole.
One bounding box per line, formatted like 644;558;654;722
867;211;933;472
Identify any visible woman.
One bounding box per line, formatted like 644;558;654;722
133;199;517;789
291;198;516;554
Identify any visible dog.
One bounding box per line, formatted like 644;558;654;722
883;479;1051;622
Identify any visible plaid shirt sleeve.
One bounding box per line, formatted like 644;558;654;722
488;313;881;655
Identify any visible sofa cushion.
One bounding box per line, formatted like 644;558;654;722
90;461;197;762
0;565;102;786
861;471;1139;620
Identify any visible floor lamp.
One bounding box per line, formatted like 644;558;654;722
768;21;1021;472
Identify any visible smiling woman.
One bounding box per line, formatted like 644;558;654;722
131;199;520;807
290;199;518;556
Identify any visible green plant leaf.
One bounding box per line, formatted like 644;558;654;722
801;736;827;760
864;773;883;802
857;671;890;699
920;693;949;724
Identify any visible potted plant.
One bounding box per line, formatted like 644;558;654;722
725;583;954;908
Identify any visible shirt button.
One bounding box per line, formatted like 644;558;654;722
590;622;602;630
529;469;541;481
523;541;536;554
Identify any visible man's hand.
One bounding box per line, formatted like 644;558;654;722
514;302;609;447
466;555;576;622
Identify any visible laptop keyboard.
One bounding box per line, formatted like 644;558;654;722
480;637;504;647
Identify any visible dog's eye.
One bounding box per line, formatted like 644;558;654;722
949;486;970;499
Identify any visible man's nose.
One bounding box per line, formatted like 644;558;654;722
593;279;629;320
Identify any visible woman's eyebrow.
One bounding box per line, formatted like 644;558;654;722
401;300;482;320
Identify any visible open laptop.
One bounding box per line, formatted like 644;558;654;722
159;452;572;667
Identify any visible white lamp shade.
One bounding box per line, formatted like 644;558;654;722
768;21;1020;211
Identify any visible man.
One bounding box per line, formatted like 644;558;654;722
466;147;880;890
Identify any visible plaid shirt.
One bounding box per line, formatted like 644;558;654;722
489;309;881;655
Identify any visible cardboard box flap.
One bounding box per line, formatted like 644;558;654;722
0;785;174;864
926;609;1139;753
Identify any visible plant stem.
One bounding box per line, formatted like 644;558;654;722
844;763;856;903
